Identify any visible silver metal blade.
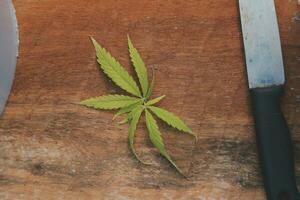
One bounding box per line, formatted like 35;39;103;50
0;0;19;115
239;0;285;89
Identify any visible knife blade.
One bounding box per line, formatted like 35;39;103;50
239;0;300;199
0;0;19;115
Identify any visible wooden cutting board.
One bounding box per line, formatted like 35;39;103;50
0;0;299;199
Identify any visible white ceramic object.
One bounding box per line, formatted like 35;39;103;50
0;0;19;115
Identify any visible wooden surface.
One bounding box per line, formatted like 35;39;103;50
0;0;299;199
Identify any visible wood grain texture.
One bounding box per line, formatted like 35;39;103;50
0;0;299;199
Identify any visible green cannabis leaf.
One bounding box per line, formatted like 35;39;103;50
128;35;149;96
80;36;196;175
80;95;141;110
91;37;141;97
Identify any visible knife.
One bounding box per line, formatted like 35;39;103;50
239;0;299;199
0;0;19;115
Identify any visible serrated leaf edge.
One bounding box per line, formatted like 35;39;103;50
79;94;141;110
128;106;152;165
127;35;149;97
145;109;184;175
148;106;197;139
91;37;142;97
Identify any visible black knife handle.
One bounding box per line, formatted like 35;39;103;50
250;86;299;200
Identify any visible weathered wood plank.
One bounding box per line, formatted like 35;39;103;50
0;0;299;199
